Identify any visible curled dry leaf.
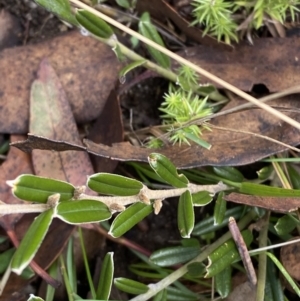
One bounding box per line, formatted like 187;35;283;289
0;30;121;133
11;93;300;168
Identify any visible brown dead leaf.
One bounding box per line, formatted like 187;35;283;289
87;89;124;173
30;58;95;185
0;135;33;230
225;282;256;301
0;30;121;133
224;193;300;213
0;10;21;50
11;95;300;168
280;238;300;292
176;37;300;92
83;95;300;168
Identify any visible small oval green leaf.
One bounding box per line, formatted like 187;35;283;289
88;173;143;196
192;206;243;236
10;174;74;203
213;166;243;182
150;246;200;267
178;190;194;238
56;199;111;224
116;0;131;9
191;191;213;206
148;153;189;188
186;262;206;277
257;165;273;181
274;214;298;236
11;209;54;275
206;229;253;278
76;9;114;39
138;12;170;69
213;192;226;225
35;0;77;25
215;266;232;298
109;203;153;237
114;278;149;295
96;252;114;300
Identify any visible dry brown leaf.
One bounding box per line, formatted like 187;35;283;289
11;94;300;168
281;238;300;282
0;135;33;230
225;282;256;301
30;58;95;185
280;238;300;293
87;89;124;173
83;96;300;168
0;30;121;133
0;9;21;50
224;193;300;213
176;37;300;92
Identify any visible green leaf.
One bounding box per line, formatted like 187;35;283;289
138;12;170;69
88;173;143;196
56;199;111;224
257;165;273;181
153;289;167;301
186;262;206;277
266;252;300;297
76;9;114;39
148;153;189;188
213;166;244;182
215;266;232;298
166;286;198;301
178;190;194;238
239;182;300;197
27;295;44;301
205;229;253;278
266;256;284;301
191;191;213;206
116;0;131;9
193;206;243;236
35;0;77;25
150;246;200;267
10;174;74;203
96;252;114;300
119;60;147;78
213;192;226;225
109;202;153;237
0;248;15;274
184;132;211;149
11;209;54;275
288;164;300;189
114;278;149;295
274;214;298;236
